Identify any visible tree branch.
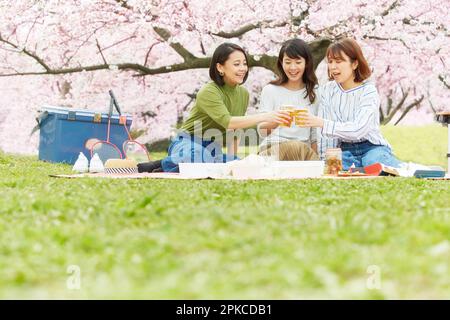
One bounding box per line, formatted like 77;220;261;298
95;38;108;65
0;63;151;77
363;35;410;50
0;33;51;72
102;35;137;51
153;26;196;61
177;88;199;124
144;41;162;67
133;58;211;77
62;22;109;66
394;95;424;125
381;0;400;17
380;89;393;123
210;20;288;38
379;105;385;123
438;75;450;89
382;88;410;124
386;89;393;115
1;15;331;78
428;98;437;114
115;0;132;10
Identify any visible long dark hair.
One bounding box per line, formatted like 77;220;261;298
271;39;318;104
209;43;249;86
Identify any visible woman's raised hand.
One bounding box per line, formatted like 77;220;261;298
264;110;292;126
295;113;324;128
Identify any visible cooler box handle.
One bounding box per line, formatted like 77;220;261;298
30;110;49;136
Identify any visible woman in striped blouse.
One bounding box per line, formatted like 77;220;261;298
297;38;402;170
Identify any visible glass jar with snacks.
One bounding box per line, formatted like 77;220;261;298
325;148;342;175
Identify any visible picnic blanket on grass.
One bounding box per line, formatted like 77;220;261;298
50;172;387;180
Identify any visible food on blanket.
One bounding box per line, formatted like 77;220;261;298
325;148;342;175
104;158;138;174
338;171;367;177
326;158;343;175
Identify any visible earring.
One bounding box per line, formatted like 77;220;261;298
219;71;224;76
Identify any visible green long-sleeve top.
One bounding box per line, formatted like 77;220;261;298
181;82;249;140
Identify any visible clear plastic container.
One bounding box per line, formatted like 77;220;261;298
325;148;342;175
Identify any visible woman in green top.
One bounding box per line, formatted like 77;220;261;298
138;43;291;173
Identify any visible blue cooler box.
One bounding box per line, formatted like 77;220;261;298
37;105;132;164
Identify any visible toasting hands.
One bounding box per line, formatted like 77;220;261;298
264;110;292;126
295;113;324;128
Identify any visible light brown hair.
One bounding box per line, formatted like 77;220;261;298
326;38;371;82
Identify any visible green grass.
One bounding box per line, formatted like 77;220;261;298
0;125;449;299
381;124;448;168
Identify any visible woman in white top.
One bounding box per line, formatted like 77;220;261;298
258;38;320;160
296;38;402;170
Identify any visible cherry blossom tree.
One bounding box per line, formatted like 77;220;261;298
0;0;448;154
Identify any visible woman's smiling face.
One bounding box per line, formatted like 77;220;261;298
282;54;305;83
216;50;248;86
327;51;358;84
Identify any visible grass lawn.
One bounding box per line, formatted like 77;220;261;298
0;125;449;299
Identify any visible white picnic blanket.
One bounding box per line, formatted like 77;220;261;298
396;162;443;177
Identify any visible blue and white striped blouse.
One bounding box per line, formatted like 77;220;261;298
317;80;391;159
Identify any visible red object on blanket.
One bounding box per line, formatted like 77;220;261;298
364;163;399;176
364;163;383;176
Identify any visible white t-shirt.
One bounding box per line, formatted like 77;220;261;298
258;84;319;150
